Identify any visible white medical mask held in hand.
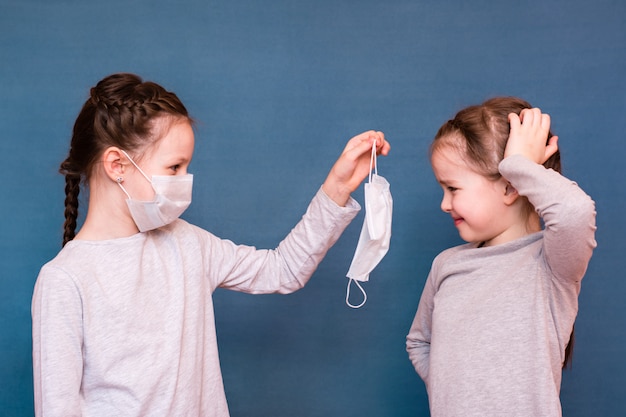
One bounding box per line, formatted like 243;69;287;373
117;150;193;232
345;141;393;308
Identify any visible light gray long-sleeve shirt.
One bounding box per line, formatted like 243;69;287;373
406;155;597;417
32;188;359;417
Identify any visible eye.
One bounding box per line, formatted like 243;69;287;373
447;186;458;192
170;164;180;173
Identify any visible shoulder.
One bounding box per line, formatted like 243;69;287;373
432;243;474;266
428;243;475;282
35;252;84;304
158;218;219;245
157;219;238;257
429;237;542;284
38;244;84;282
159;218;202;236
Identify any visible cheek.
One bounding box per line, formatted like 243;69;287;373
452;193;488;223
124;175;155;200
450;194;471;213
137;185;156;200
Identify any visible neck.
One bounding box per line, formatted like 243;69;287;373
482;209;541;247
74;179;140;241
525;213;542;234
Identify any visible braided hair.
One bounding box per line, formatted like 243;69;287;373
59;73;190;246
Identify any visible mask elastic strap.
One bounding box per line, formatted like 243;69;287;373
117;180;132;200
117;150;156;200
346;278;367;309
368;140;377;183
120;150;152;184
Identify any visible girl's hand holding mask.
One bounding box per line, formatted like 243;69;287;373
322;130;390;207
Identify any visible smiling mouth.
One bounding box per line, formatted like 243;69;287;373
453;217;463;226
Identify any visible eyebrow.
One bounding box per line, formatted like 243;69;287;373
173;153;191;163
437;177;460;188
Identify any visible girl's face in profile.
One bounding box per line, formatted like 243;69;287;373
122;118;195;202
431;144;515;247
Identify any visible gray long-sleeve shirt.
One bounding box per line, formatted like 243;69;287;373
32;188;359;417
406;155;597;417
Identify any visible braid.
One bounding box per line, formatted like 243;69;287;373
62;176;80;246
59;160;81;246
89;74;190;149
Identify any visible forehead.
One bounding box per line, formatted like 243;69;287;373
431;146;468;175
145;117;194;160
431;145;490;187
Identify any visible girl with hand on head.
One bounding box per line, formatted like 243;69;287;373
32;73;390;417
406;97;596;417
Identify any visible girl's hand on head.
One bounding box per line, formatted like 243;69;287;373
322;130;390;207
505;108;559;164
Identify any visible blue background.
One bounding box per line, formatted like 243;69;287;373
1;0;624;415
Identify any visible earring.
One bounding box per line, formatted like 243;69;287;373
116;177;123;184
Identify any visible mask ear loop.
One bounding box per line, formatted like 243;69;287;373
116;177;132;200
369;139;377;183
346;279;367;309
117;150;158;200
120;150;153;183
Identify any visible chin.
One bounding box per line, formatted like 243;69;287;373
456;231;474;243
459;234;483;246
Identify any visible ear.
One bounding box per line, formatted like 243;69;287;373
101;147;127;183
503;181;520;206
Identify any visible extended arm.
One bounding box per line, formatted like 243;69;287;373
211;131;391;293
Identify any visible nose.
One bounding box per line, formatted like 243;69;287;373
440;192;452;213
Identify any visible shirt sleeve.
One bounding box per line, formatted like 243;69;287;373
499;155;597;284
32;265;84;417
201;187;360;293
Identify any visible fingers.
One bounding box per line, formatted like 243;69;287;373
369;130;390;155
540;113;551;132
518;108;550;135
508;112;521;130
321;130;390;207
378;133;391;156
345;130;390;159
543;135;559;162
359;130;387;152
506;107;556;164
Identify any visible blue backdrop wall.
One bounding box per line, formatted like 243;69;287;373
1;0;624;415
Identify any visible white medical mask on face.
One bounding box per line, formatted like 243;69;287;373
117;150;193;232
345;142;393;308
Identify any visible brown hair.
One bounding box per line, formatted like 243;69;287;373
432;96;560;178
59;73;191;246
431;97;574;369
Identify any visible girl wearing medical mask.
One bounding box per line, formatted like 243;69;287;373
406;97;596;417
32;73;390;416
